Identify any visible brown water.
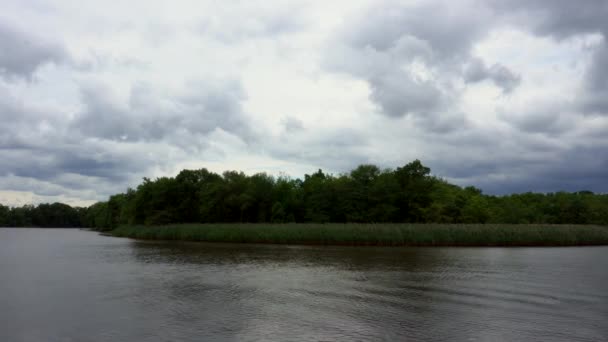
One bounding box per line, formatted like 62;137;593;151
1;228;607;342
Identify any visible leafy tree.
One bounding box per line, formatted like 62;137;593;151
302;169;333;223
394;160;434;222
198;171;226;222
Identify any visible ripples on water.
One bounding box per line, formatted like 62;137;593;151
0;228;607;341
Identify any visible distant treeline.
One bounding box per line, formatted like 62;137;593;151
2;160;607;230
0;202;86;228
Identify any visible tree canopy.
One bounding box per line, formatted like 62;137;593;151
2;160;607;230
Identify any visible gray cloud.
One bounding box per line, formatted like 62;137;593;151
281;116;304;132
325;43;447;120
463;58;521;93
324;0;508;129
0;116;150;187
269;126;373;172
1;56;258;204
581;43;608;115
196;4;306;43
0;87;65;147
490;0;608;115
343;1;491;59
424;124;608;194
465;144;608;194
0;22;67;79
0;87;169;202
414;111;470;134
73;79;254;143
369;70;443;118
492;0;608;39
0;141;147;202
317;0;608;195
496;102;576;135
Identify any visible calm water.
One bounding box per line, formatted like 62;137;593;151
1;228;607;342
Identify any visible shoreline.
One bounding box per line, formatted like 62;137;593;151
108;223;608;247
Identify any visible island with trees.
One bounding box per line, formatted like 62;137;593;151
2;160;608;246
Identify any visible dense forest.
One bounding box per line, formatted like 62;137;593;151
1;160;607;230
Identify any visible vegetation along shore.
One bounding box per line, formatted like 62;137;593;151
2;160;608;246
110;224;608;247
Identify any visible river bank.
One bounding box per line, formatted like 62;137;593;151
109;223;608;246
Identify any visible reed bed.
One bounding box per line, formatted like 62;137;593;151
110;223;608;246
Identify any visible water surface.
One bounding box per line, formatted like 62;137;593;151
1;228;607;341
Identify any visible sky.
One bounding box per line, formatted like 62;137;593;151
1;0;607;206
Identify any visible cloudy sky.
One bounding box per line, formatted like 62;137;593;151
1;0;607;206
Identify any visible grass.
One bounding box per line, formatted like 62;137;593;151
109;223;608;247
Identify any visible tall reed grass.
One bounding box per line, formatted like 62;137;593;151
110;223;608;246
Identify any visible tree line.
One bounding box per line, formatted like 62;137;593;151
0;202;85;228
1;160;607;230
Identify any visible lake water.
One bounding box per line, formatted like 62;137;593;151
1;228;607;341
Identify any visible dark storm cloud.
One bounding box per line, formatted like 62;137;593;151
53;151;134;182
0;143;145;200
425;127;608;194
469;144;608;194
0;133;148;186
0;22;67;79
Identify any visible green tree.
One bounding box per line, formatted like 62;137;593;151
394;160;434;222
302;169;333;222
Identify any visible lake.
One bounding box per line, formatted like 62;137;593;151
1;228;607;341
